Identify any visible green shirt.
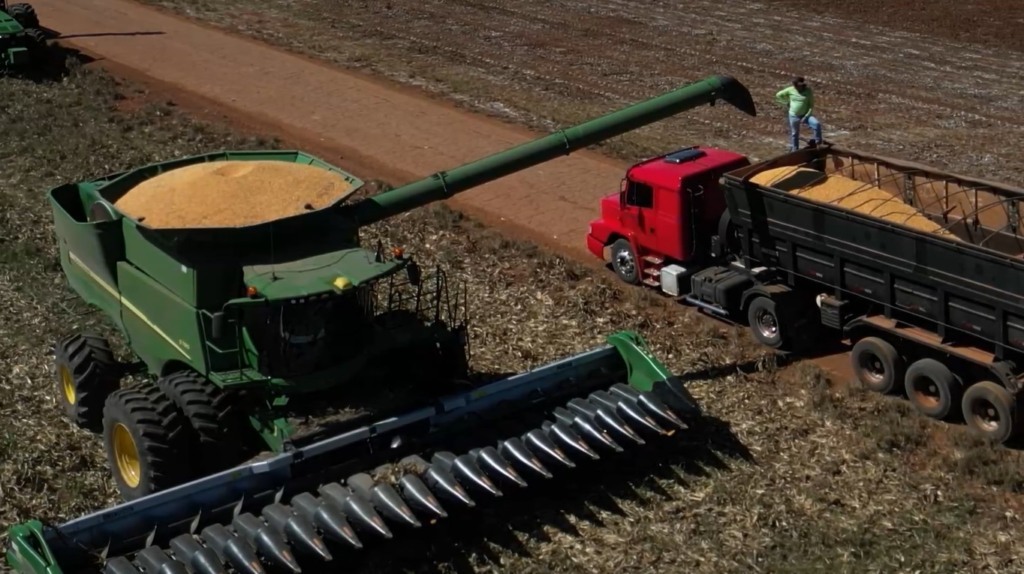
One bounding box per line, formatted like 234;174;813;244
775;86;814;117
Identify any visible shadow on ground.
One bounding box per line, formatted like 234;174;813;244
4;40;97;83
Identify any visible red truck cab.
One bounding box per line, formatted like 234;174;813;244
586;146;750;287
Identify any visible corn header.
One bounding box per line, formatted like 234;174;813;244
5;74;757;573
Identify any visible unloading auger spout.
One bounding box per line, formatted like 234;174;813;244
344;74;757;225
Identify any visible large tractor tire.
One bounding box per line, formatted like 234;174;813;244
8;3;39;29
156;370;247;477
54;333;121;432
102;383;193;501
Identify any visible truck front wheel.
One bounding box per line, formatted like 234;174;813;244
850;336;904;394
610;239;640;285
904;358;963;420
746;296;785;349
962;381;1019;444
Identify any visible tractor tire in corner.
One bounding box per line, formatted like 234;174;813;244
8;3;39;29
54;333;122;432
156;370;247;477
101;383;193;501
23;27;47;63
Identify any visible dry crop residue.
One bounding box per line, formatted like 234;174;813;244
113;160;355;228
750;167;960;239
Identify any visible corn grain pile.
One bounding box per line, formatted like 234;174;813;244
113;160;355;228
751;167;960;240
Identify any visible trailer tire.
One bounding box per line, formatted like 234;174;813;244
962;381;1019;444
746;296;784;349
102;383;192;501
157;371;246;477
904;358;963;420
850;337;904;394
610;239;640;285
54;333;122;432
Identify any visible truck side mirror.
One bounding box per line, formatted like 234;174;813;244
211;312;226;339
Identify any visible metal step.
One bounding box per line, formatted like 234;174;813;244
642;255;664;265
643;267;661;276
94;383;695;574
642;278;660;287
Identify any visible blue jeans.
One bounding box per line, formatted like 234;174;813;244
788;113;822;151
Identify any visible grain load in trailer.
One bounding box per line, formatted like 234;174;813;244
748;166;960;239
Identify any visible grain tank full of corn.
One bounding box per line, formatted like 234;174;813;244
42;74;757;505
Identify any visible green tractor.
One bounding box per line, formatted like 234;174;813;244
0;1;46;73
48;74;758;503
8;75;759;574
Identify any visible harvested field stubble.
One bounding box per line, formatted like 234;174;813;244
750;167;961;239
139;0;1024;188
113;160;355;228
5;66;1024;573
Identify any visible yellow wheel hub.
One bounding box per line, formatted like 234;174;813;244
112;423;141;488
59;365;76;405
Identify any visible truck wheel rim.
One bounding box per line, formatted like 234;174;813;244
911;378;941;408
969;399;1001;433
859;354;885;384
59;365;76;404
756;310;778;338
615;251;635;277
112;423;142;488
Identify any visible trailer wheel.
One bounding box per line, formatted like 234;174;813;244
102;383;192;501
962;381;1019;444
746;296;784;349
610;239;640;285
53;333;122;432
850;337;904;394
904;358;963;420
157;371;247;478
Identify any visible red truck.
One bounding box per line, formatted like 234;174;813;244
587;142;1024;444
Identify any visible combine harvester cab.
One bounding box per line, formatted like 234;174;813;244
7;74;757;573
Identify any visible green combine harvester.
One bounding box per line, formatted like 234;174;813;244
5;75;757;574
0;1;45;73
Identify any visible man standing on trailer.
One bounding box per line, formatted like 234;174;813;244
776;76;823;151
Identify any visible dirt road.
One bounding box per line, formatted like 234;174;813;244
32;0;671;261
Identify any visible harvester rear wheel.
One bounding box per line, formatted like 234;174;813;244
8;3;39;29
102;383;192;500
23;27;46;61
54;333;121;432
157;370;247;477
